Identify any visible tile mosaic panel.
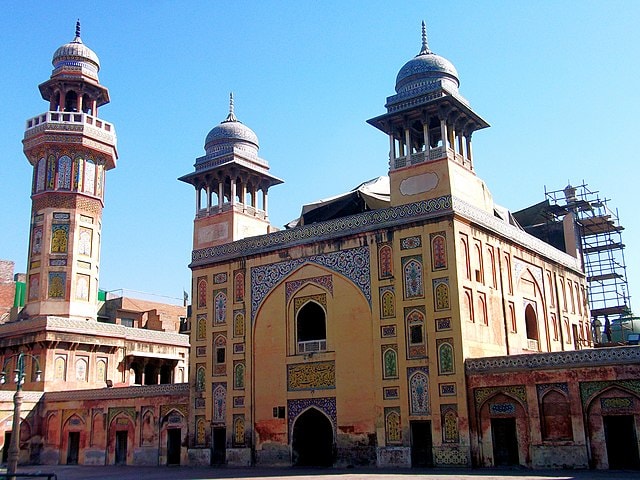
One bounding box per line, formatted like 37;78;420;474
408;367;429;415
430;232;447;270
439;383;456;397
402;255;424;299
380;286;395;319
214;272;228;284
286;275;333;303
251;245;370;321
400;235;422;250
381;325;397;338
383;387;400;400
436;317;452;331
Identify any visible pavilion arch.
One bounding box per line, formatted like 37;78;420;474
584;384;640;469
477;390;530;467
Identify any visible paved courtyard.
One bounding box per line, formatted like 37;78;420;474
1;466;637;480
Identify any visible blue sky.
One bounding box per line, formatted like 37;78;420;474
1;1;639;308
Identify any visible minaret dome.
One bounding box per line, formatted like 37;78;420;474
395;21;459;95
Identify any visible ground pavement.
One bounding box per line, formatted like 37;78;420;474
1;466;638;480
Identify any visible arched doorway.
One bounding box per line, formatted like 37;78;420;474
292;408;334;467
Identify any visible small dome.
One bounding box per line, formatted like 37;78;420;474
52;21;100;77
204;94;259;154
395;22;459;94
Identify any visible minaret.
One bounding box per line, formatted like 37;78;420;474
368;22;490;209
179;94;283;250
21;22;118;321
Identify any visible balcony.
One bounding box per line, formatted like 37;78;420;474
24;111;117;146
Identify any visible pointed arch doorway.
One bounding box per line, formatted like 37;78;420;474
291;408;334;467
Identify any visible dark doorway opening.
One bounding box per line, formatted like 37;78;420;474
212;427;226;465
292;408;334;467
491;417;519;466
2;431;11;463
167;428;181;465
67;431;80;465
115;431;128;465
604;415;640;469
410;420;433;467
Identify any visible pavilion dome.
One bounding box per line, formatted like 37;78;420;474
52;21;100;78
204;95;259;155
395;22;459;94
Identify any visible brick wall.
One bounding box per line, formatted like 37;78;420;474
0;260;16;321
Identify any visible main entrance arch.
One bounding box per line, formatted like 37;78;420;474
292;408;334;466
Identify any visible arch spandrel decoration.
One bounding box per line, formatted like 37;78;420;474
285;275;333;304
580;379;640;408
287;397;337;438
473;385;527;410
251;245;370;322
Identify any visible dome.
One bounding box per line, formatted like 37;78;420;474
204;95;259;154
395;22;459;94
52;22;100;77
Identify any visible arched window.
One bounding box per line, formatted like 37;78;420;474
525;304;538;341
297;301;326;353
541;390;572;441
214;335;226;375
64;91;78;111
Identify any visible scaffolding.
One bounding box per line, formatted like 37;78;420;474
544;183;632;340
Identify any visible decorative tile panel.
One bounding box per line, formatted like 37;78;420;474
383;387;399;400
251;246;370;321
380;286;395;319
474;385;527;409
192;195;453;267
408;367;429;415
214;272;228;284
287;361;335;391
400;235;422;250
580;379;640;407
286;275;333;303
439;383;456;397
402;255;424;299
381;325;396;338
489;403;516;415
287;397;336;436
436;317;452;331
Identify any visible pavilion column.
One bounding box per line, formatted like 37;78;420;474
466;132;474;165
440;118;447;149
241;182;247;210
423;118;430;156
388;133;395;168
77;93;84;114
205;185;211;213
230;178;236;206
404;127;411;160
262;189;269;215
218;181;223;209
195;188;201;214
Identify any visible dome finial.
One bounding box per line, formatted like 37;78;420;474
75;19;81;39
224;92;238;123
419;20;430;55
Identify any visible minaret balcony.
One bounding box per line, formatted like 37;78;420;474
24;111;117;145
197;202;267;220
392;146;472;170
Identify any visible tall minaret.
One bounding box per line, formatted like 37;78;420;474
21;22;117;321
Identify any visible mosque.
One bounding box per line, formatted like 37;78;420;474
0;22;639;471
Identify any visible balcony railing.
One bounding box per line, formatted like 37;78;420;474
297;339;326;354
25;111;115;135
